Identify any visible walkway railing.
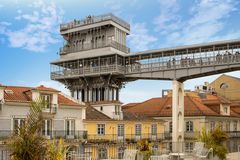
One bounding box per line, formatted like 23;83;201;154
51;50;240;80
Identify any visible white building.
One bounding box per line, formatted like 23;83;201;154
0;84;86;141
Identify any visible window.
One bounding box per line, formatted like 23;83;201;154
115;105;120;114
169;121;172;133
98;148;107;159
210;121;215;131
41;94;51;108
224;107;228;114
185;142;194;153
13;118;25;134
186;121;193;132
66;119;75;136
151;124;157;135
97;124;105;135
117;124;124;137
234;121;238;131
220;83;229;89
219;122;223;130
135;124;142;136
42;119;52;136
118;147;125;159
226;122;230;131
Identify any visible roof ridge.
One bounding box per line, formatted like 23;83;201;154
59;92;85;105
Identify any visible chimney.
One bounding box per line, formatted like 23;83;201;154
0;84;5;101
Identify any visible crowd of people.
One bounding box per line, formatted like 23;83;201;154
166;51;240;68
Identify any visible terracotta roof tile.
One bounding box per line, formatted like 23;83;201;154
85;106;111;121
123;92;239;117
35;85;59;92
3;85;82;107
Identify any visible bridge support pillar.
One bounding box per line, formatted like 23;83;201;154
172;80;184;152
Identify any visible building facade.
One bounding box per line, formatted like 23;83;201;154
0;84;86;142
123;91;240;152
209;74;240;102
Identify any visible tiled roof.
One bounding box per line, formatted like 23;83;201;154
123;112;156;121
35;85;59;92
85;106;111;121
122;93;240;117
2;85;82;107
122;103;139;109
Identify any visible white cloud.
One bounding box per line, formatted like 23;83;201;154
153;0;239;47
153;0;181;34
104;1;123;16
128;23;157;51
37;80;70;95
0;0;64;52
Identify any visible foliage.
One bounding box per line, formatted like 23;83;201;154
137;139;152;160
8;99;47;160
47;139;69;160
198;126;228;160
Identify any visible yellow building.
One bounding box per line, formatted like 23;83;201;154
83;106;165;159
210;74;240;102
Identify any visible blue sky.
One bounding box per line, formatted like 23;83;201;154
0;0;240;103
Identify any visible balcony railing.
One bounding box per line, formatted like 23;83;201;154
60;13;130;31
42;104;58;114
59;40;130;55
0;130;87;140
86;133;165;142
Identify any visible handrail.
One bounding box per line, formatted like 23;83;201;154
60;13;130;31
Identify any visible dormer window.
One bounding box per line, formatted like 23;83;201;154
41;94;51;109
224;106;228;114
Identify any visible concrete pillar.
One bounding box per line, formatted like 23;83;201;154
89;89;91;102
105;87;109;101
98;88;101;101
172;80;184;152
78;90;82;102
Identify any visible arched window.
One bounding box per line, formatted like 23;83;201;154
186;121;193;132
98;148;107;159
220;83;229;89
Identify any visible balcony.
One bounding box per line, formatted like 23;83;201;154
42;104;58;114
86;133;165;143
0;130;87;141
59;40;130;55
163;132;199;140
60;13;130;31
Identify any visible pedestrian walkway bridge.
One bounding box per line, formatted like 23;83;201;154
51;39;240;82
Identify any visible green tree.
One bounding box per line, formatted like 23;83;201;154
198;126;228;160
8;99;47;160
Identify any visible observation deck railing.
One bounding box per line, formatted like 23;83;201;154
60;13;130;31
51;50;240;79
60;40;130;55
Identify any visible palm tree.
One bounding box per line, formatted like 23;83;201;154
8;99;47;160
47;138;69;160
